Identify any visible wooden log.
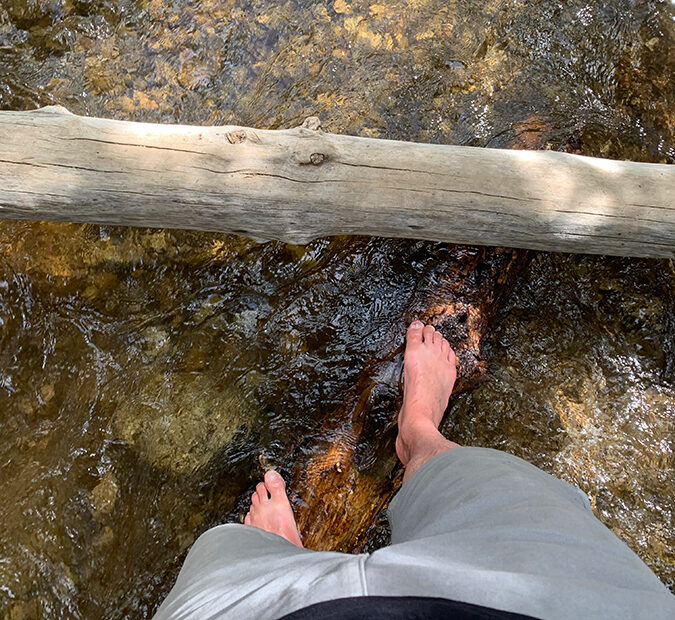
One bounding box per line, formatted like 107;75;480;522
282;246;529;552
0;106;673;258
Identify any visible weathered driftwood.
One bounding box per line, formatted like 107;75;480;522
1;106;673;258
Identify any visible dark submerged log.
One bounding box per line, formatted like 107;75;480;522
284;246;529;552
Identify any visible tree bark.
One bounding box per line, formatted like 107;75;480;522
284;246;529;552
1;106;672;258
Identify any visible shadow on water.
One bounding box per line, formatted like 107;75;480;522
0;0;673;616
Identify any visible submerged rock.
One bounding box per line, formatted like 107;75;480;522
90;472;119;518
113;372;255;474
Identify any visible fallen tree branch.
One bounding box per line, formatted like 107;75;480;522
0;106;672;258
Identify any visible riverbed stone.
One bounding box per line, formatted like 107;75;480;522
113;372;255;474
90;472;119;518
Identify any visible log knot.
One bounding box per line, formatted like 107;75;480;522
301;116;322;131
296;151;328;166
226;129;247;144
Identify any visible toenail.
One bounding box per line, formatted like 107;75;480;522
265;469;283;483
410;320;423;329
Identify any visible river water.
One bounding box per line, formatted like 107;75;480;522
0;0;673;617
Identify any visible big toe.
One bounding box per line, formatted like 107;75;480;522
406;320;424;346
264;469;286;498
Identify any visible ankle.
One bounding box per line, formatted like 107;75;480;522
397;416;459;470
399;415;442;446
403;433;459;481
397;417;441;463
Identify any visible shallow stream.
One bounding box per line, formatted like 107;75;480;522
0;0;673;617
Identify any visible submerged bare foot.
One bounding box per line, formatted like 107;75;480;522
396;321;459;477
244;470;303;547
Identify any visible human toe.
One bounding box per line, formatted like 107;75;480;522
422;324;435;343
244;512;251;525
256;482;269;501
406;320;424;346
264;469;286;498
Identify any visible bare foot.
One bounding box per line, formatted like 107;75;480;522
396;321;458;469
244;470;303;547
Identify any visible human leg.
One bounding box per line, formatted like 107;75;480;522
156;461;369;618
155;470;366;619
367;446;675;619
395;320;460;483
154;523;367;620
244;469;303;547
364;321;674;619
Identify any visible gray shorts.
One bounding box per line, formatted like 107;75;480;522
154;447;674;620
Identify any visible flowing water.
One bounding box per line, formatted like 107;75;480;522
0;0;673;617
